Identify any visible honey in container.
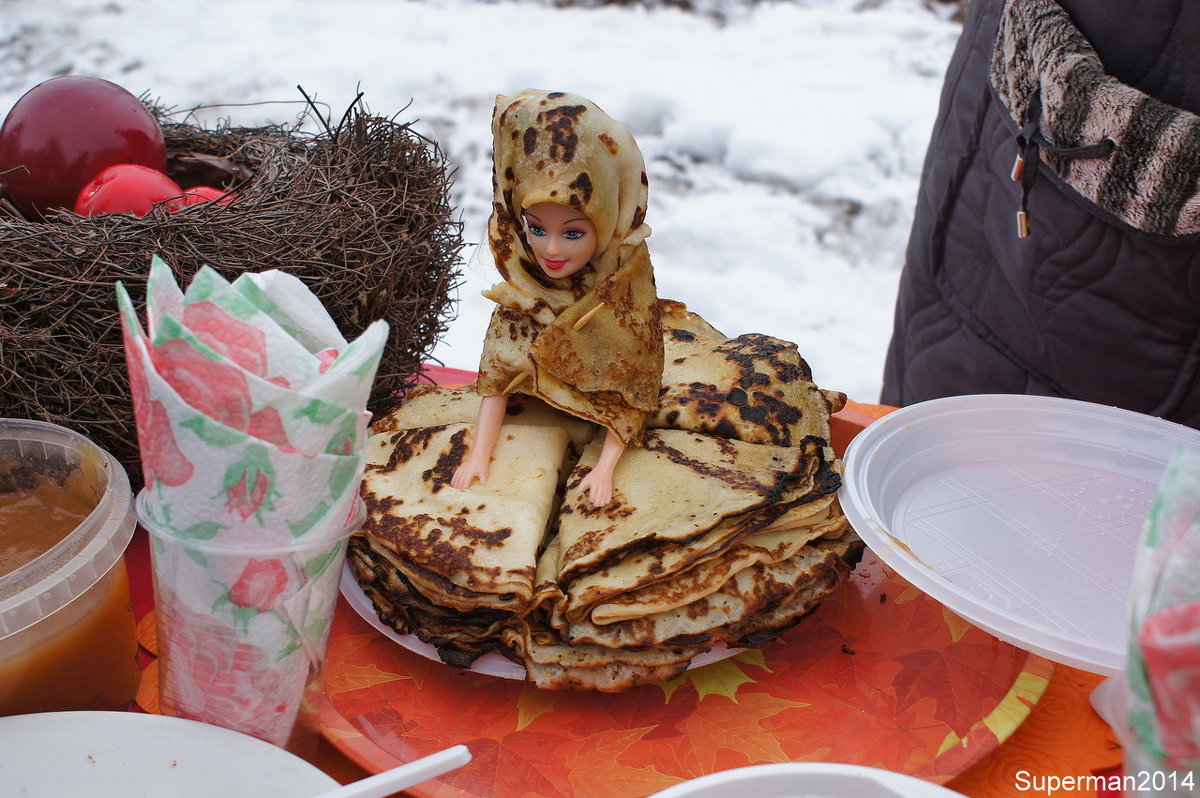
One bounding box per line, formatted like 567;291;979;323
0;418;140;716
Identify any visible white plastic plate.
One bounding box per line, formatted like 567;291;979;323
340;563;739;679
840;394;1200;676
647;761;965;797
0;710;338;797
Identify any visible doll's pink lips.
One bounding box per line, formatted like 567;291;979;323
543;259;567;270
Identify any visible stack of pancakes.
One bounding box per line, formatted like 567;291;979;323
348;303;862;690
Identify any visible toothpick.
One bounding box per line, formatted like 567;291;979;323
503;370;531;394
572;302;606;331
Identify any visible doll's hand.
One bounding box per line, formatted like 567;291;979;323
451;394;507;492
451;455;490;490
578;467;613;507
579;429;624;507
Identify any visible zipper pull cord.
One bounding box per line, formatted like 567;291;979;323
1011;91;1116;239
1013;92;1043;239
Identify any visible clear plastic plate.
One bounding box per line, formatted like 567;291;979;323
839;394;1200;675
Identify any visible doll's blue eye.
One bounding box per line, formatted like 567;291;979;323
528;224;546;236
564;229;585;240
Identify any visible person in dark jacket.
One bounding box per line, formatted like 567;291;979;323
881;0;1200;427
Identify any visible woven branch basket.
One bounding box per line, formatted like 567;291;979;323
0;100;464;487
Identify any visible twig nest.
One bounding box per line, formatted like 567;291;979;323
1;101;463;487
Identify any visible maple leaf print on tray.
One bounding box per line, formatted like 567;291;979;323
319;551;1052;797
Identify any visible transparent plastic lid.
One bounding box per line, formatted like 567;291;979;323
839;394;1200;676
0;418;135;639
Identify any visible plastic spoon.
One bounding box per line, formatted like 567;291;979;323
310;745;472;798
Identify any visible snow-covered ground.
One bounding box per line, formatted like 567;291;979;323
2;0;963;402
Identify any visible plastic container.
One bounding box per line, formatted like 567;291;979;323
139;489;366;750
0;418;140;716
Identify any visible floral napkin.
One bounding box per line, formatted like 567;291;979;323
117;256;387;744
1126;444;1200;780
117;257;385;541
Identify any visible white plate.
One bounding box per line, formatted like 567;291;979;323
840;394;1200;676
0;710;338;797
647;762;965;797
340;563;739;679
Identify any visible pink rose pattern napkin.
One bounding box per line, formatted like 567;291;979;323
117;256;386;744
1127;445;1200;778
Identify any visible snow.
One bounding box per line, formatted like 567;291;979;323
2;0;963;403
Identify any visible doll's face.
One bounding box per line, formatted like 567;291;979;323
522;202;598;279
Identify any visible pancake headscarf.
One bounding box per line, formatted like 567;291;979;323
477;89;664;446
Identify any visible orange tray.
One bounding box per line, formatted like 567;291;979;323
320;551;1051;797
317;388;1050;796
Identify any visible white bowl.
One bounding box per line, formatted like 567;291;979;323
647;762;965;798
0;711;339;797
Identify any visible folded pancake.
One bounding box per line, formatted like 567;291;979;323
528;530;567;614
554;432;842;623
554;429;826;588
347;536;513;666
560;502;795;619
658;298;725;340
719;530;866;648
372;384;595;451
499;618;705;692
556;530;863;651
370;384;479;433
651;308;847;447
358;421;570;614
585;496;849;625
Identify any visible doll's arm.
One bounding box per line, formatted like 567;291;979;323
578;427;626;506
451;393;509;490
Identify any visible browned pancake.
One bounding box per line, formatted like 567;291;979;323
359;421;570;612
554;431;829;588
350;302;860;691
552;530;863;650
374;384;596;452
651;306;846;447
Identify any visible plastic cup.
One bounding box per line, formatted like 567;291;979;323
137;490;365;749
0;418;140;717
1137;603;1200;765
1115;720;1199;797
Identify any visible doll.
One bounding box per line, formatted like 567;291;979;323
450;89;664;505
